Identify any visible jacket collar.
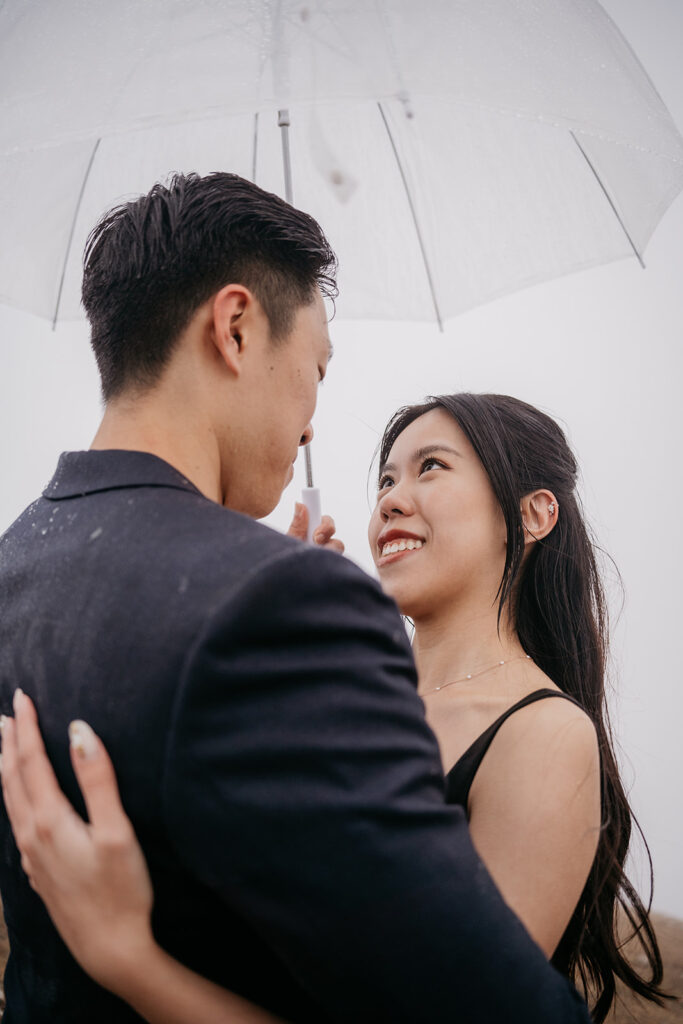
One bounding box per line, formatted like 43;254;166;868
43;450;206;501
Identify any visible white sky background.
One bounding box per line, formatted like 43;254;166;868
1;0;682;918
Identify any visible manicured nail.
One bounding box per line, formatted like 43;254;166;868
294;502;305;520
12;689;24;713
68;720;98;761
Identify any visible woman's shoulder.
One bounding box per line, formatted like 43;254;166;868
465;682;603;964
470;682;600;805
503;682;598;755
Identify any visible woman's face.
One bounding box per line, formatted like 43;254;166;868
367;408;507;620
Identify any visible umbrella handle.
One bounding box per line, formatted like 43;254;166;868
301;487;322;543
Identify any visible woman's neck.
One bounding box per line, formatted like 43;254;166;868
412;599;526;696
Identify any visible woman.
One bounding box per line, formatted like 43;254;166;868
1;393;666;1022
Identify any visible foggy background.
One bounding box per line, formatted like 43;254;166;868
1;0;681;917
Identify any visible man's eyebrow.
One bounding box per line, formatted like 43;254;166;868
380;444;462;477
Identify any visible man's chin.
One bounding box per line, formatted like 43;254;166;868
226;493;277;521
258;485;291;522
228;470;292;521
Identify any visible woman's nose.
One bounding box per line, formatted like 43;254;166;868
379;484;413;521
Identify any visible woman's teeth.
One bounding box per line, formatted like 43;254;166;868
381;538;424;557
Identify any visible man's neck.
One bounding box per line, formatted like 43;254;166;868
91;391;223;505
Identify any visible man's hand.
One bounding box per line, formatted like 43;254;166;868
0;691;155;995
287;502;345;553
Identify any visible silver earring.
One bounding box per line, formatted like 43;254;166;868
548;502;556;515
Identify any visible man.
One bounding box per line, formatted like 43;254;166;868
0;173;590;1022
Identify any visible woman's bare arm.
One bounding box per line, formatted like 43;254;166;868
1;691;287;1024
466;697;601;957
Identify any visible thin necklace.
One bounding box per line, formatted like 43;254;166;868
421;654;532;696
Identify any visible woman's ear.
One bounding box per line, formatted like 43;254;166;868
521;490;559;546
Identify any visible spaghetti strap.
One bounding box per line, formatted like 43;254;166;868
445;688;583;813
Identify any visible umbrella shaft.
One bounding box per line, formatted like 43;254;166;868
304;443;314;489
278;108;317;487
278;109;294;205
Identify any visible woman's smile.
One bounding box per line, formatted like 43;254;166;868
376;528;426;567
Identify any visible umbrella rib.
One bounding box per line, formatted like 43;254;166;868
52;137;101;330
252;112;259;183
570;131;646;269
377;102;444;331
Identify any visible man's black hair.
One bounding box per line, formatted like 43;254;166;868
81;172;338;400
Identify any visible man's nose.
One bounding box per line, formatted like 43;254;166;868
299;423;314;447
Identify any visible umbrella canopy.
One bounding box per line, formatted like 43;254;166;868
1;0;682;326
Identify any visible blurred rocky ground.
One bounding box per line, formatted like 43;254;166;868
605;913;683;1022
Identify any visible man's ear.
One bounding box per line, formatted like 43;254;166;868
521;489;559;546
210;284;252;376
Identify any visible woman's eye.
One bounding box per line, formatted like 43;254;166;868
378;475;394;491
420;458;444;474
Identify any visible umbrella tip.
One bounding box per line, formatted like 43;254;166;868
398;90;415;120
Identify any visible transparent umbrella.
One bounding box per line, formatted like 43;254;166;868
2;0;682;534
2;0;683;332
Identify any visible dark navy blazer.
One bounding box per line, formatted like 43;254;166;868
0;451;590;1023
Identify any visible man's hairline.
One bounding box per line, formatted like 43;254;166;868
100;286;333;403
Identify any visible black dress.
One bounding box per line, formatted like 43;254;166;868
445;688;583;811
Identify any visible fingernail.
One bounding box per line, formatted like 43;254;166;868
69;720;98;761
294;502;305;519
12;689;24;713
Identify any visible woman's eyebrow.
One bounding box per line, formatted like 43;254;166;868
413;444;462;461
380;445;462;477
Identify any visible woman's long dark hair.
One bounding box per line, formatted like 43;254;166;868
378;393;668;1022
